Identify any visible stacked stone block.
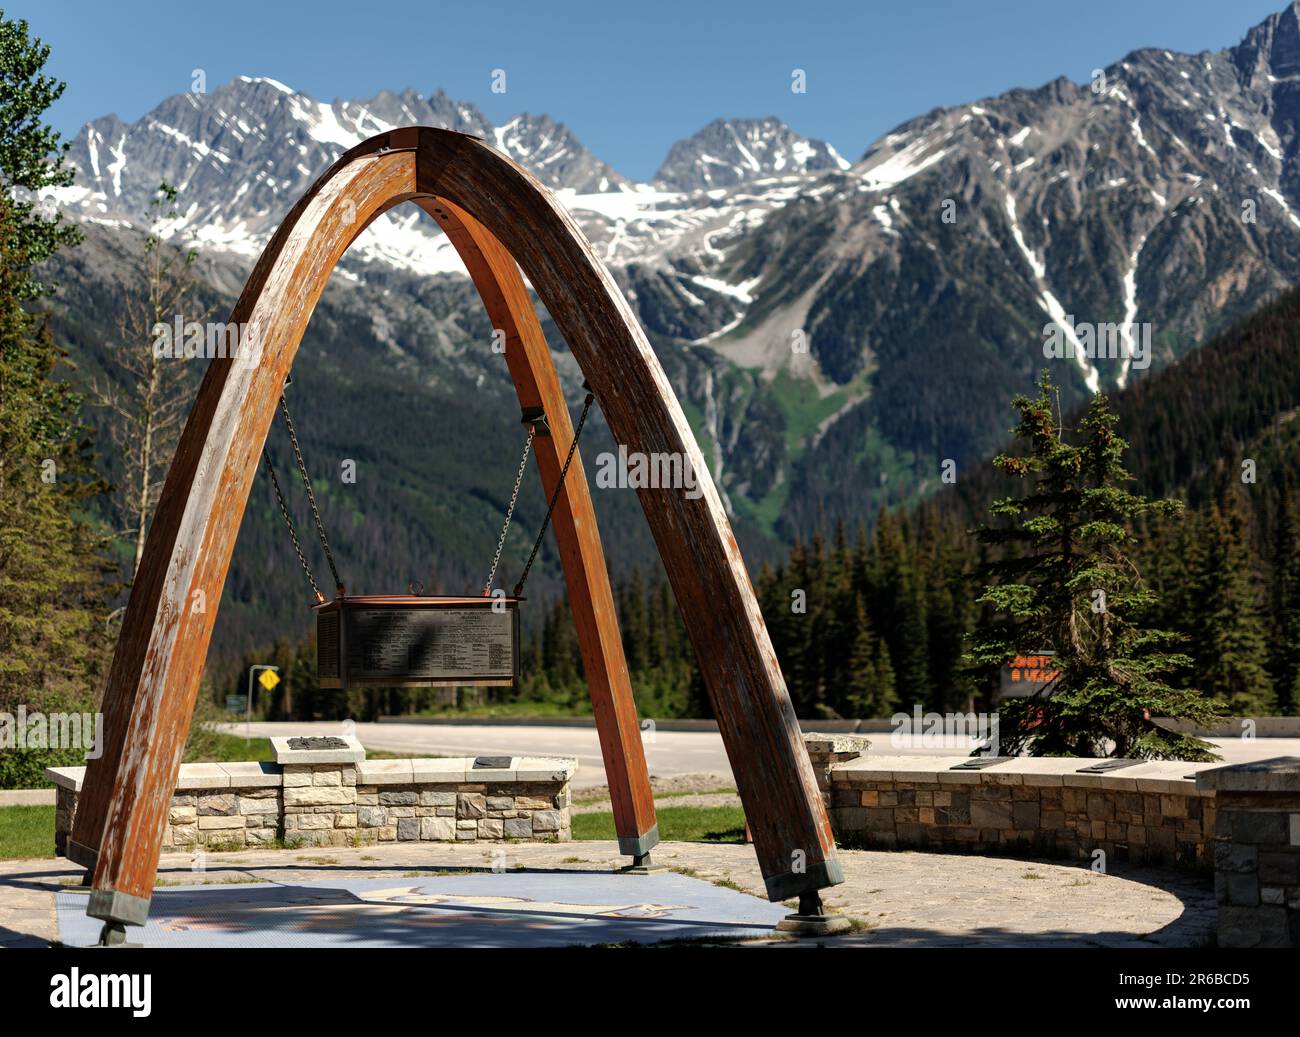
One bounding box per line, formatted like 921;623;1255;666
810;739;1218;869
1198;758;1300;948
803;733;872;811
47;746;576;853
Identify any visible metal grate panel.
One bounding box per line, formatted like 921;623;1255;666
317;609;339;679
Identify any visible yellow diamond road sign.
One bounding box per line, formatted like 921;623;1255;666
258;669;280;691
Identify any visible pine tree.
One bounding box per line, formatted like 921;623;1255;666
965;373;1221;759
619;564;649;672
0;12;80;292
1189;488;1275;715
1270;490;1300;714
0;16;109;788
776;540;816;714
869;509;930;710
845;595;897;717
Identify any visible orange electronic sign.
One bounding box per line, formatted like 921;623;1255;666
998;652;1061;699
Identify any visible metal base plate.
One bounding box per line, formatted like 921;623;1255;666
619;863;670;875
775;912;852;937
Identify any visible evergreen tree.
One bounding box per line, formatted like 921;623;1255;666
869;509;930;710
965;373;1221;759
845;595;897;717
0;11;80;292
1189;488;1276;715
0;16;109;786
1270;490;1300;714
619;564;648;672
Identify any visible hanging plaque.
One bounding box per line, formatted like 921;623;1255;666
316;594;520;689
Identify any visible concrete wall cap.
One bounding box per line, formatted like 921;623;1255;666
218;761;282;787
514;756;578;781
271;734;366;765
827;754;1208;794
44;766;85;792
1195;756;1300;793
356;758;414;785
174;763;232;790
803;733;872;755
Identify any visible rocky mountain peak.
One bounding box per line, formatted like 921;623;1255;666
1232;1;1300;84
653;116;849;191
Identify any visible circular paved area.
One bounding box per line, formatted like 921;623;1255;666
0;840;1214;948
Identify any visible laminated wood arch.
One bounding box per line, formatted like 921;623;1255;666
72;127;842;928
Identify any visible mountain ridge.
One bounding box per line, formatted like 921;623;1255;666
38;3;1300;621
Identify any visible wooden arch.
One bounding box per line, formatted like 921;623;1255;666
72;127;841;928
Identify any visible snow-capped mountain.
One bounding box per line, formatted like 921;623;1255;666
490;113;629;194
51;76;840;276
715;1;1300;533
653;116;849;190
44;3;1300;548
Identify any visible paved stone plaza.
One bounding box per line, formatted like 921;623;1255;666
0;840;1215;948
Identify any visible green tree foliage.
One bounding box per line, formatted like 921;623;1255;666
965;373;1220;759
1271;490;1300;714
1183;485;1276;715
209;281;1300;729
0;14;108;785
0;11;80;292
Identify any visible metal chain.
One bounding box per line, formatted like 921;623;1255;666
482;424;536;596
278;394;343;595
262;447;324;603
513;392;595;597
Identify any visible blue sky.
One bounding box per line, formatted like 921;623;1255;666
17;0;1289;182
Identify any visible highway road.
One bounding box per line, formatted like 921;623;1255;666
221;720;1300;789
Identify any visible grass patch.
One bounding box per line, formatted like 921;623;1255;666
657;786;737;800
0;805;55;859
767;369;854;457
186;731;274;764
572;805;746;844
573;786;736;808
191;731;412;764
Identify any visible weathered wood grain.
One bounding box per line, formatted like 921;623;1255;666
424;197;659;855
76;126;839;926
408;129;841;899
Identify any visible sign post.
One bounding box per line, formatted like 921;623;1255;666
246;665;280;739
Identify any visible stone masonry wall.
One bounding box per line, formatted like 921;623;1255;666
48;753;575;854
829;774;1212;868
352;782;569;845
805;736;1216;869
1198;760;1300;948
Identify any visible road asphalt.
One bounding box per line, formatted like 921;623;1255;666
220;720;1300;789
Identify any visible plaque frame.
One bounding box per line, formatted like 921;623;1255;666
315;594;520;689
